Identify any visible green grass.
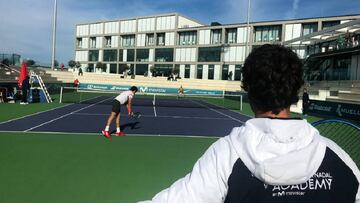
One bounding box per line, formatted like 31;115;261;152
0;132;216;203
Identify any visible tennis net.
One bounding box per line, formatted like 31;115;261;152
59;87;243;111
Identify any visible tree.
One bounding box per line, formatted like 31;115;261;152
96;62;106;72
68;60;76;68
1;58;10;66
75;61;81;68
26;59;35;67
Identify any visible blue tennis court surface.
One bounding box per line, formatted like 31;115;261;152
0;96;251;137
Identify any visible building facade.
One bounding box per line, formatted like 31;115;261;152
75;13;360;81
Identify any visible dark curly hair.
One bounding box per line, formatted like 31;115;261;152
242;44;304;114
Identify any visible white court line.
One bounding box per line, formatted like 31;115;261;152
0;104;73;125
190;100;245;124
153;105;157;117
73;112;234;121
0;130;221;139
23;97;113;132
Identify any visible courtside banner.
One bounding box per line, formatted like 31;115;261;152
78;83;224;96
309;100;360;120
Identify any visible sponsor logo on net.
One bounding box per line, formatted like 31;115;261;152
309;103;332;112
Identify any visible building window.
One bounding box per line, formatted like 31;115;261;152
226;28;237;44
146;34;155;46
127;49;135;62
119;49;123;62
89;50;99;61
157;33;165;46
110;64;117;74
121;35;135;47
104;36;111;48
90;37;96;48
76;38;83;48
136;49;149;62
184;65;190;78
254;25;282;42
155;64;172;77
136;64;148;75
197;65;203;79
178;31;197;45
103;50;118;62
222;65;229;80
302;23;318;36
211;29;222;44
155;48;173;62
198;47;221;62
234;65;242;81
322;21;340;30
208;65;214;80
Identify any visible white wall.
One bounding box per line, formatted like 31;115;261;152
165;32;175;46
202;65;208;80
190;65;196;79
123;50;127;62
76;25;89;36
175;48;196;62
96;37;103;48
237;27;249;43
149;49;154;62
199;30;211;45
75;51;88;61
82;38;89;49
137;34;146;47
224;46;246;62
99;50;103;61
156;16;176;30
138;18;155;32
214;65;221;80
89;23;103;35
179;64;185;78
120;20;137;33
284;24;301;41
111;36;118;48
178;16;202;28
104;22;119;34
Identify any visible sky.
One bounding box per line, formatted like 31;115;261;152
0;0;359;66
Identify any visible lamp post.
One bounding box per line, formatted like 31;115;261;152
51;0;57;70
245;0;251;58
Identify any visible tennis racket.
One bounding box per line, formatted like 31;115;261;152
129;112;141;119
312;119;360;163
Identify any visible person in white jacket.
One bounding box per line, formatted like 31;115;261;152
139;44;360;203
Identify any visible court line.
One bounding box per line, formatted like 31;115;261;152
190;100;245;124
153;105;157;117
0;103;73;125
72;112;234;121
0;130;221;139
23;97;113;132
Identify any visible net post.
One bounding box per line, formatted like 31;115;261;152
152;93;156;106
59;86;63;103
240;94;243;111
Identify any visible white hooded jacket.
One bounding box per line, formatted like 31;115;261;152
139;118;360;203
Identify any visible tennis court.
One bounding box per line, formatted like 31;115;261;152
0;89;250;137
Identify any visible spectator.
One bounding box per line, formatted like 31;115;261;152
302;88;310;117
61;63;64;71
139;44;360;203
228;71;233;80
78;68;83;76
20;76;30;105
73;78;80;88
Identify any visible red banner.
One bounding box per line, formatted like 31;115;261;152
18;63;28;89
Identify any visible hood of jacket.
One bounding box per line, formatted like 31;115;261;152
230;118;327;186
